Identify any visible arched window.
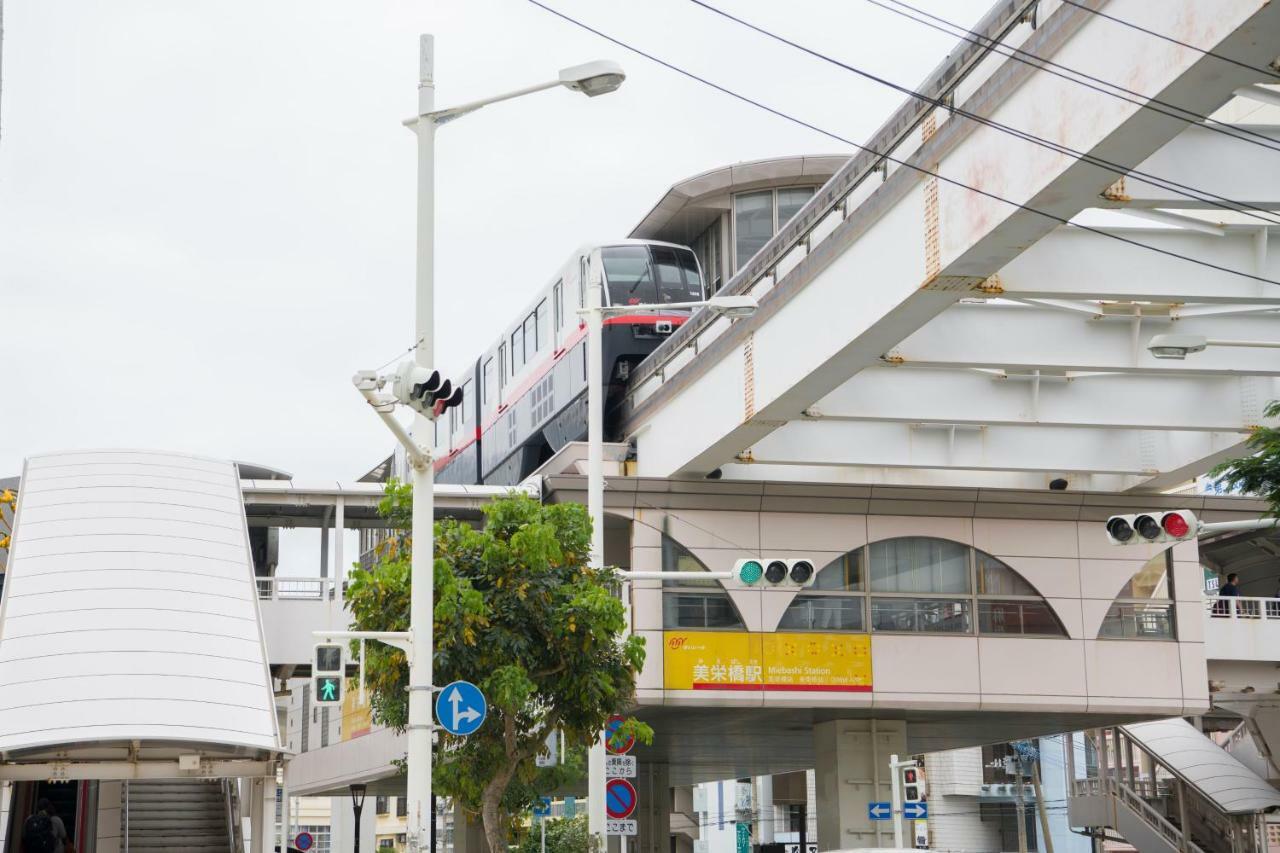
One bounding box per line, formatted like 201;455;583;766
778;537;1067;637
661;535;745;630
1099;550;1176;639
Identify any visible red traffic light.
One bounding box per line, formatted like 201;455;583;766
1161;512;1191;538
903;768;918;784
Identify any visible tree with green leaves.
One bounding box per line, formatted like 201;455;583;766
1212;402;1280;512
346;484;650;853
515;816;589;853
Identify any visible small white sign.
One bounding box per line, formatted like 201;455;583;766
607;820;637;836
606;754;637;778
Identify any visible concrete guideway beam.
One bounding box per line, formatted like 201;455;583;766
1098;124;1280;210
629;0;1280;479
808;368;1280;433
999;226;1280;305
887;303;1280;377
740;419;1246;478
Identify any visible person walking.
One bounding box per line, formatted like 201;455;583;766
1221;573;1242;597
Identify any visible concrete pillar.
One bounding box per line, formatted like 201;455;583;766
755;775;775;845
0;780;10;853
813;719;907;851
635;763;671;853
451;802;490;853
250;778;272;853
95;781;123;853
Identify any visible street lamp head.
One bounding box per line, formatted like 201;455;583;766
705;294;759;319
558;60;626;97
349;783;368;808
1147;333;1208;360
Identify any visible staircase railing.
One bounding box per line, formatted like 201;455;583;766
1109;777;1208;853
123;780;130;853
223;779;245;853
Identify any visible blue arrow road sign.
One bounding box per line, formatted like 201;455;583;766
436;680;487;736
903;801;928;820
867;802;891;821
533;796;552;817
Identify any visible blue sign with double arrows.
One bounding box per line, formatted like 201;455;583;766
436;680;487;736
868;802;891;821
533;796;552;817
903;801;927;819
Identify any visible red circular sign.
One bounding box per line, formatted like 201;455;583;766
294;832;314;852
605;778;637;819
604;714;635;755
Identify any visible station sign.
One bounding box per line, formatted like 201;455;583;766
605;754;636;778
663;632;872;692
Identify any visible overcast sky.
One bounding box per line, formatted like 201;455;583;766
1;0;994;482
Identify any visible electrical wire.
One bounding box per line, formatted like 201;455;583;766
1059;0;1280;82
524;0;1280;289
689;0;1280;227
375;335;427;374
862;0;1280;155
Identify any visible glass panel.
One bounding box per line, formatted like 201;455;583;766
976;552;1037;596
869;538;970;594
523;313;538;360
777;595;864;631
813;551;862;591
536;299;549;352
978;600;1065;636
458;381;471;426
734;190;774;271
1099;602;1175;639
662;535;716;588
553;281;564;330
511;327;524;371
870;598;971;633
663;593;744;629
677;248;704;298
482;358;494;407
1116;551;1172;599
603;245;657;305
776;186;815;227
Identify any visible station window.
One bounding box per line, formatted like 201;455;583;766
732;186;817;272
692;219;722;293
775;537;1066;637
660;534;745;630
1098;550;1176;640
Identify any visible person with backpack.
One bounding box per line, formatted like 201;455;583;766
22;798;67;853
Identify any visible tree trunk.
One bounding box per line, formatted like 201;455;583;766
481;760;520;853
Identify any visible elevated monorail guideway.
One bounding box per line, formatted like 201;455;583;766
0;450;283;780
620;0;1280;490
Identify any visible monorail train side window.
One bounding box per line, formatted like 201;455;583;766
482;358;494;408
535;300;549;354
497;343;507;393
553;282;564;331
522;311;538;362
459;380;471;429
511;326;524;372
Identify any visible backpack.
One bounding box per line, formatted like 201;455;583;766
21;812;54;853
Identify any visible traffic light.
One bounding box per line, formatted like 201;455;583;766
391;360;464;419
314;643;343;706
901;763;925;803
731;558;817;588
1104;510;1198;545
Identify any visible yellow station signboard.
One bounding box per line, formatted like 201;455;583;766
662;631;872;692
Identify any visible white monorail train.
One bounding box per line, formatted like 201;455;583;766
433;239;704;485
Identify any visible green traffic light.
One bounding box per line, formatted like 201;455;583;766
739;560;763;585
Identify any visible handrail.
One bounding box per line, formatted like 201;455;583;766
124;780;130;853
618;0;1042;418
1110;778;1208;853
1204;594;1280;620
223;779;245;853
255;576;339;602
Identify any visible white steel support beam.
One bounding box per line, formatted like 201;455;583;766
738;420;1245;479
887;303;1280;377
1097;124;1280;210
807;368;1279;433
627;0;1280;478
996;226;1280;304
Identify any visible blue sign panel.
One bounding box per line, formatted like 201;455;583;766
903;801;928;819
294;832;315;851
867;802;892;821
533;796;552;817
436;680;487;736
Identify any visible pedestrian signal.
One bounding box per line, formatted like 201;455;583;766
315;675;342;705
902;764;925;802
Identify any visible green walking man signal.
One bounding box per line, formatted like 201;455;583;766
314;643;344;706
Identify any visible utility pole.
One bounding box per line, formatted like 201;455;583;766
1014;759;1028;853
1031;758;1055;853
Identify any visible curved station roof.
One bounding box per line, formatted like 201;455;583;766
0;450;281;772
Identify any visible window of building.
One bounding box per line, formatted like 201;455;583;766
295;826;331;853
376;796;390;815
1099;550;1176;640
397;797;408;817
660;534;745;630
692;219;722;293
732;186;818;271
378;840;394;850
777;537;1066;637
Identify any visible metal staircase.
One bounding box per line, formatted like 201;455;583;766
123;779;241;853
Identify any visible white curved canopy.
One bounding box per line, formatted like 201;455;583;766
1124;719;1280;814
0;450;281;763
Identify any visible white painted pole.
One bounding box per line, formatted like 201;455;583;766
541;814;547;853
888;754;904;849
406;32;437;853
587;256;608;852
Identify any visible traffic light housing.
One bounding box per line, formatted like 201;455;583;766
391;360;464;419
901;763;925;803
1105;510;1198;545
731;558;817;588
314;643;343;706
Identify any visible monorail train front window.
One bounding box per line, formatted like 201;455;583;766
602;245;703;307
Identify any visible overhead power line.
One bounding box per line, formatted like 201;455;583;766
688;0;1280;227
862;0;1280;155
1060;0;1280;82
525;0;1280;289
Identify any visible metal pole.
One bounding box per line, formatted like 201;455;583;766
889;754;904;849
587;258;607;852
798;803;808;853
1014;761;1028;853
431;795;438;853
353;799;364;853
541;815;547;853
406;32;438;853
1031;759;1055;853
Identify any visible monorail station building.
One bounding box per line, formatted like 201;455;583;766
7;2;1280;852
